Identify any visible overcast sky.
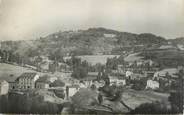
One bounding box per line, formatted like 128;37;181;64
0;0;184;40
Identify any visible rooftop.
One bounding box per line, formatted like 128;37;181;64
18;72;38;79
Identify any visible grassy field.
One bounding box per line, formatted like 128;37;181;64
124;53;144;62
0;63;38;81
122;89;170;109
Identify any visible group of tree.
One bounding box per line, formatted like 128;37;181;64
168;68;183;113
106;56;126;72
0;93;60;114
71;56;89;79
129;101;172;114
68;55;105;79
0;50;24;64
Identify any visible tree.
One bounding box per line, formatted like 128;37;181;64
168;68;183;113
71;66;88;79
34;56;43;70
50;80;65;87
129;101;171;114
49;61;59;73
0;95;8;113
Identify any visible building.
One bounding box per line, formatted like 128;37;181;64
65;85;80;100
59;62;71;72
36;75;57;89
146;79;159;90
16;72;40;90
79;72;98;88
0;80;9;95
0;74;17;91
109;76;126;86
125;71;133;79
92;80;105;89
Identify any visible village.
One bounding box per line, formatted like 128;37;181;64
0;44;183;114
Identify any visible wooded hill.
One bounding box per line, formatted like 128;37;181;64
0;28;170;58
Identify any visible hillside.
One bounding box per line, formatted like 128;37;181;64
169;37;184;45
0;28;169;59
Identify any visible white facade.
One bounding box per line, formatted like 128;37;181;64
17;73;40;90
0;80;9;95
110;77;126;86
65;86;79;100
117;79;126;86
126;71;133;78
92;80;105;89
146;80;159;89
36;82;50;89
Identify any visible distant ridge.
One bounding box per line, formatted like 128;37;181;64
0;27;182;58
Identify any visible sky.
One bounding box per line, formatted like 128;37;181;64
0;0;184;40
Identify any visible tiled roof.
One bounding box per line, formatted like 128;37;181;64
18;72;37;79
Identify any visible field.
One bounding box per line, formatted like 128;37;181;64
124;53;144;62
64;55;120;65
122;89;170;109
0;63;38;81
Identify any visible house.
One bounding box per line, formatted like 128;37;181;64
0;74;17;90
92;80;105;89
38;61;50;72
146;79;159;90
109;76;126;86
16;72;40;90
177;44;184;50
59;62;71;72
36;75;57;89
0;80;9;95
79;72;98;88
80;76;97;88
79;81;87;88
65;85;80;100
9;81;17;90
125;71;133;79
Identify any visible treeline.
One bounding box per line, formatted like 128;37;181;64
67;56;104;79
69;55;126;79
0;50;28;64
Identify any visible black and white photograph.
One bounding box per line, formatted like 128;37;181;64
0;0;183;114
